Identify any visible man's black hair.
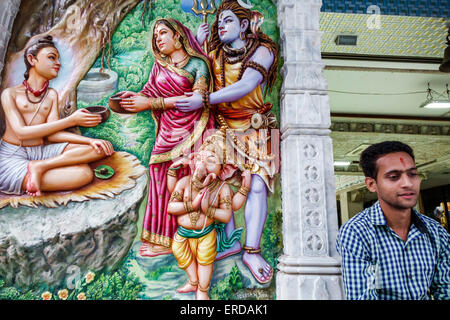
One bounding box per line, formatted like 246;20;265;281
360;141;415;179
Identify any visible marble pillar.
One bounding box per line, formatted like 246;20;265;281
0;0;20;85
276;0;344;300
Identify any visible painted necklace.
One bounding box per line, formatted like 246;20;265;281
23;80;49;104
169;54;190;68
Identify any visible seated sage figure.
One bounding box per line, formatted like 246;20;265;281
0;35;114;197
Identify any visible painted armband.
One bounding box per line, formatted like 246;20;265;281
169;191;183;202
245;61;268;83
192;75;208;94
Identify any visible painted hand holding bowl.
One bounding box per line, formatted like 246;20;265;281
85;106;110;123
108;91;133;114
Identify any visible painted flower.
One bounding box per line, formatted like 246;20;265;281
85;271;95;284
57;289;69;300
41;291;52;300
77;292;86;300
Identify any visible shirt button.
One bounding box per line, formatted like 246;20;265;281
409;275;413;280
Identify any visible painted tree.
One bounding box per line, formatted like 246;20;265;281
1;0;143;122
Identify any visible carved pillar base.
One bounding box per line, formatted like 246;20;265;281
277;256;343;300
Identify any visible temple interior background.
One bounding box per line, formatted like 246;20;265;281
321;0;450;228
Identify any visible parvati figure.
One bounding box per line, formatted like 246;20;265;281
120;18;215;257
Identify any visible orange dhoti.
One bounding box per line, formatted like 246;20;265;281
210;49;279;192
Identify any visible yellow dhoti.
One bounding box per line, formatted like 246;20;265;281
172;229;217;269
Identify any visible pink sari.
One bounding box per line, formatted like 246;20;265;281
139;19;214;248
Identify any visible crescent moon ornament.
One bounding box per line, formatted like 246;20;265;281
237;0;254;9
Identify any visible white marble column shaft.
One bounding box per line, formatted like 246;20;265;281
276;0;344;300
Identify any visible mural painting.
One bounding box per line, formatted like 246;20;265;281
0;0;282;300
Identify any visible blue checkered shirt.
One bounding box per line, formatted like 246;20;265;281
336;201;450;300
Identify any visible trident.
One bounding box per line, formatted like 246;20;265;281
191;0;217;24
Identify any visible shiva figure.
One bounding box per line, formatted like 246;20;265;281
119;18;215;257
176;0;280;284
167;130;251;300
0;35;114;197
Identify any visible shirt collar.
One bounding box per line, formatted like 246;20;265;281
411;209;428;234
369;201;388;226
369;201;429;234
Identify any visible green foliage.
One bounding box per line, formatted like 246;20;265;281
145;265;173;281
79;97;154;166
262;208;283;270
82;1;155;165
80;269;143;300
0;276;38;300
0;286;40;300
209;264;244;300
0;257;145;300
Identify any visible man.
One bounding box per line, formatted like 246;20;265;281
337;141;450;300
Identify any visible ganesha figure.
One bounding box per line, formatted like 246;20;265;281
177;0;280;284
167;130;250;300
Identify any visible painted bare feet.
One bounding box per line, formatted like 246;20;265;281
152;244;172;253
215;241;241;261
26;161;44;197
139;243;172;257
242;251;273;284
196;288;210;300
177;281;198;294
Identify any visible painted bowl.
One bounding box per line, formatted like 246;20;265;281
85;105;110;123
108;91;132;114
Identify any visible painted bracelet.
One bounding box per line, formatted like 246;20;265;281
184;201;195;213
238;185;250;196
202;91;210;109
149;97;165;110
206;206;216;219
